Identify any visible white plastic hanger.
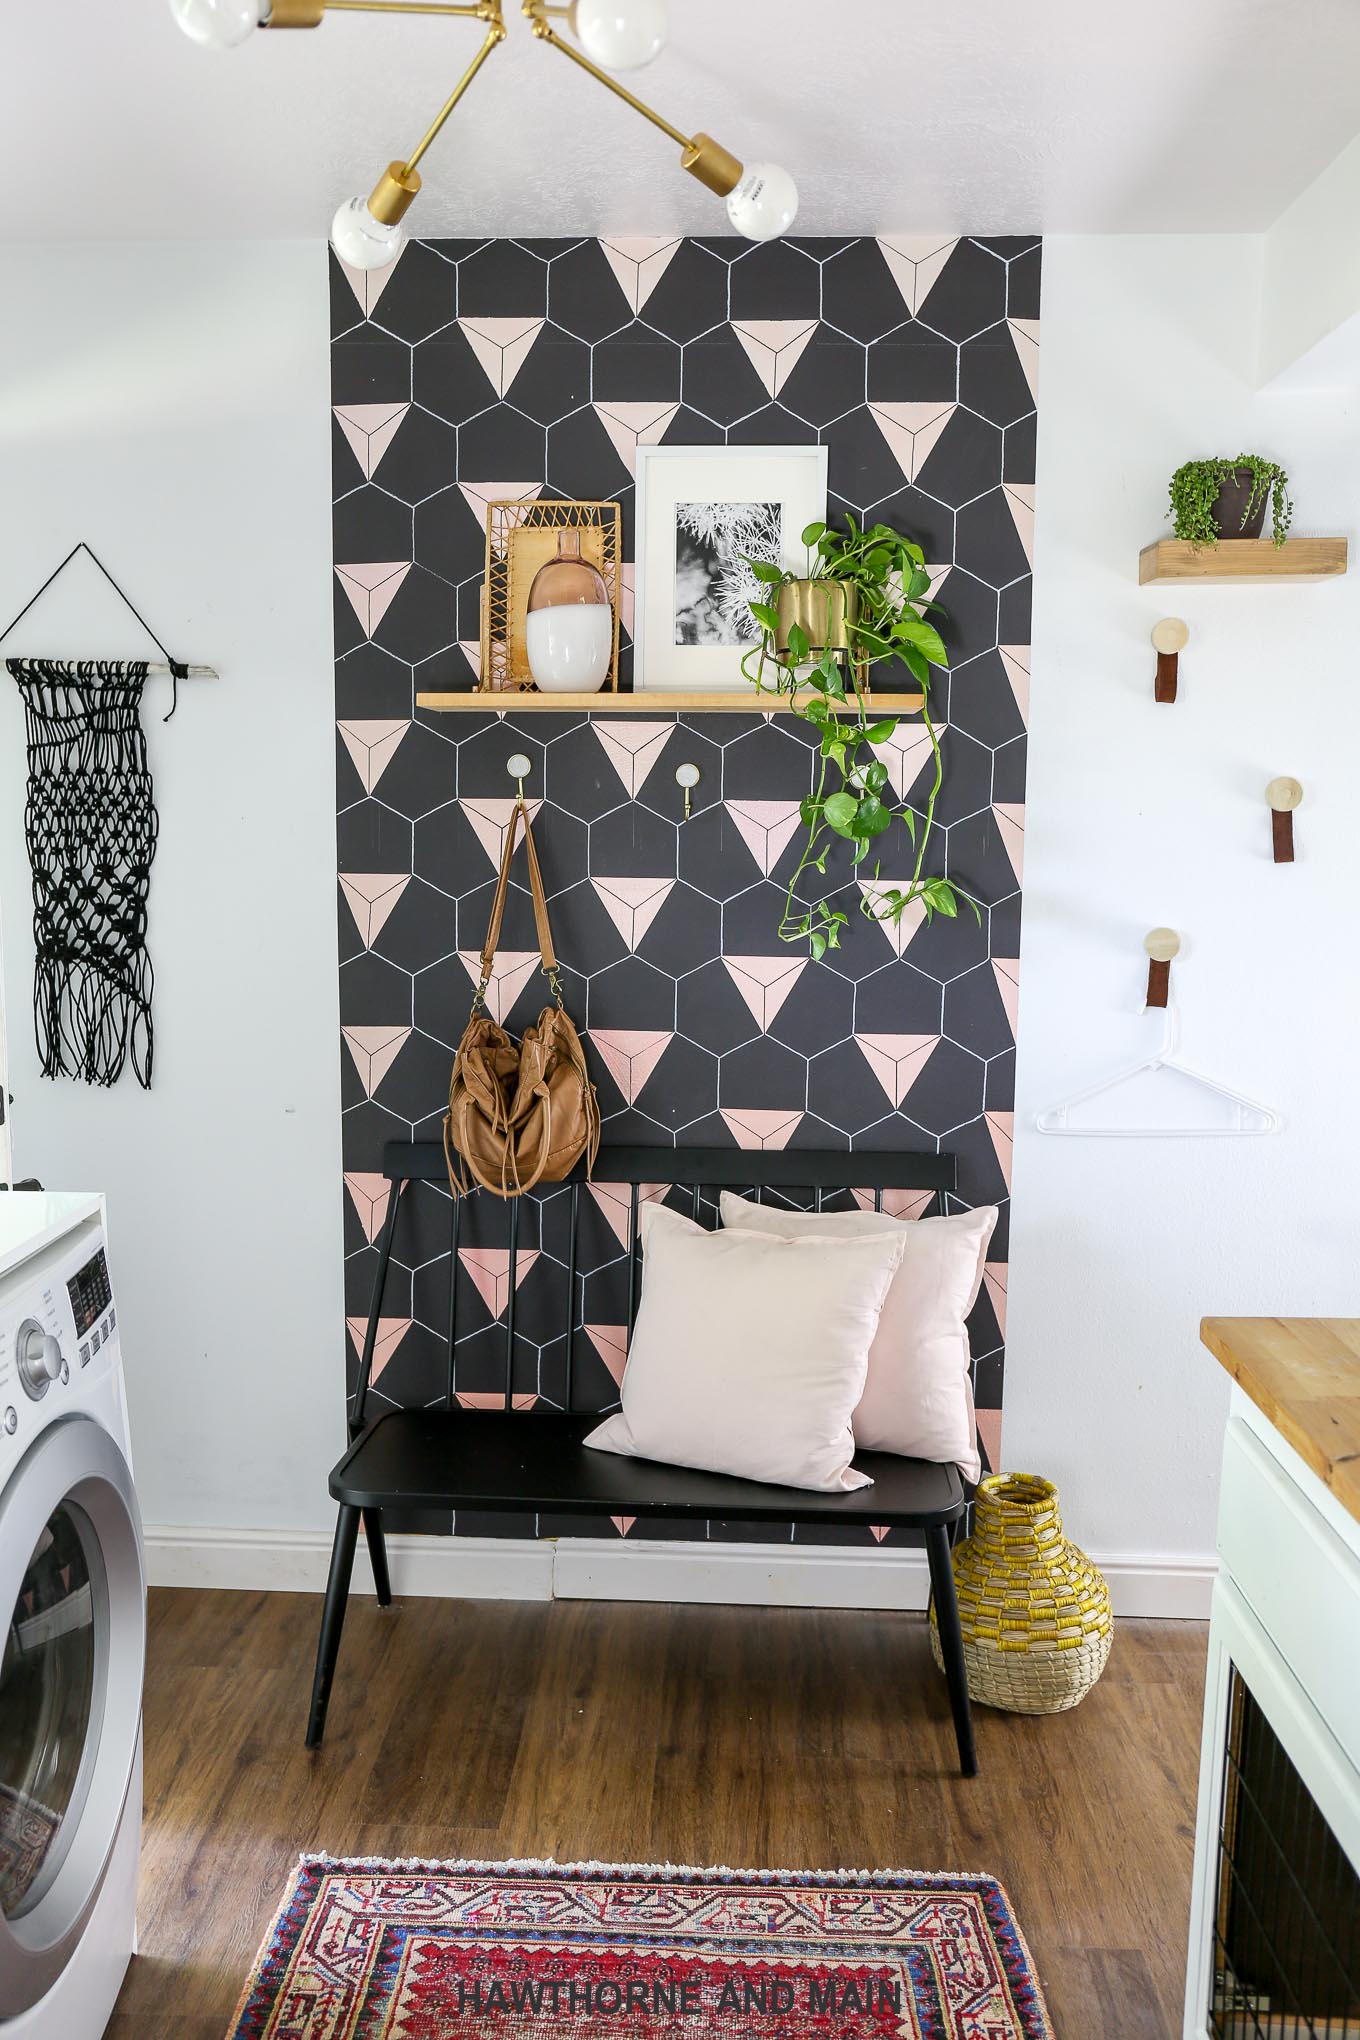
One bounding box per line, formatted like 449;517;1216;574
1035;1002;1281;1138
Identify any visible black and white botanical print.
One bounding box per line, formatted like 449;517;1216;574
673;500;781;646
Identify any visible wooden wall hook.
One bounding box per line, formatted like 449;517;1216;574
1266;776;1303;863
1143;926;1181;1008
1151;617;1188;703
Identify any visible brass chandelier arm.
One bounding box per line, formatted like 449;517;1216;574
323;3;493;16
524;9;688;147
522;2;744;195
400;8;507;175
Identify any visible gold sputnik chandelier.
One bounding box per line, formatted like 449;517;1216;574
169;0;799;268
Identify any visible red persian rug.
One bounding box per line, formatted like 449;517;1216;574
227;1855;1054;2038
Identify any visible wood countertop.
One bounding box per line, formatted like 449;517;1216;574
1201;1317;1360;1528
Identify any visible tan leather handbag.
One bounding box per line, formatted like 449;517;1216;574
444;799;600;1198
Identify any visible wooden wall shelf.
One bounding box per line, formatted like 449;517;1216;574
416;689;926;715
1139;537;1348;585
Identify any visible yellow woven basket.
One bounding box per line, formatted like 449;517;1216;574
929;1472;1113;1715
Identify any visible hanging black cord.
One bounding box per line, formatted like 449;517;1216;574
0;542;190;720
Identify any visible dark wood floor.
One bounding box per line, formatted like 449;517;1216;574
108;1588;1207;2039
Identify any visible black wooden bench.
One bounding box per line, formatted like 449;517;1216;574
307;1140;978;1775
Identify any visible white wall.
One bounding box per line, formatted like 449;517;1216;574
1010;234;1360;1568
0;242;344;1532
4;232;1354;1606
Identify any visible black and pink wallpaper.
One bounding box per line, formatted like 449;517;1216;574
332;234;1038;1543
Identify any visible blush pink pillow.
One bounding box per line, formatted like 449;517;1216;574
583;1203;906;1493
719;1193;997;1481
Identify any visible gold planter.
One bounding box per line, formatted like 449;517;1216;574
773;578;858;665
929;1473;1113;1715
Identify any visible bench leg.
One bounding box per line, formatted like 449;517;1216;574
306;1504;360;1750
362;1508;391;1607
926;1521;978;1778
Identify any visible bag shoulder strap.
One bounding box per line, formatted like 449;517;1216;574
477;799;559;995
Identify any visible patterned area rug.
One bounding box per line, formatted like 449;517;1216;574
227;1856;1054;2038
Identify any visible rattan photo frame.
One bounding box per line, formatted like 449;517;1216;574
479;498;622;693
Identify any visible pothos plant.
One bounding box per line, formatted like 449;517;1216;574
741;516;976;960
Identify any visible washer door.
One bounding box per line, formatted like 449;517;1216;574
0;1416;144;2015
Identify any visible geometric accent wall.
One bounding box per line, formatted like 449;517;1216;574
332;234;1039;1543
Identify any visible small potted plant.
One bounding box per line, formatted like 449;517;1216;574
1167;455;1293;549
742;517;976;959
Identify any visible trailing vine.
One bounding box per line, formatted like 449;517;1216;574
1167;455;1293;548
741;517;976;960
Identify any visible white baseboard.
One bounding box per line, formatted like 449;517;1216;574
144;1524;1216;1619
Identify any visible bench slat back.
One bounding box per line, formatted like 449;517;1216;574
354;1141;957;1427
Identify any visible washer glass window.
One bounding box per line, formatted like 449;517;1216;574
0;1504;97;1919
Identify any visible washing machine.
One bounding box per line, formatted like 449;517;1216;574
0;1194;143;2036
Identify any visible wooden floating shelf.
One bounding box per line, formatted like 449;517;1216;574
415;689;926;715
1138;536;1348;585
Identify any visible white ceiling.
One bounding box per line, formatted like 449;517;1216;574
9;0;1360;241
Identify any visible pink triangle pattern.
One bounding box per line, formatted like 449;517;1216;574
983;1261;1008;1338
587;1182;667;1250
730;320;818;398
457;950;541;1025
334;402;409;480
338;719;409;795
459;640;483;683
343;1172;392;1244
336;562;410;639
458;317;545;398
976;1406;1003;1478
342;1024;411;1097
593;400;680;474
592;721;672;798
339;873;409;948
589;1029;673;1106
585;1322;629;1386
856;883;928;960
599;237;682;314
869;1525;890;1544
992;957;1020;1039
611;1516;637;1537
456;1391;538;1412
877;235;958;316
1007;319;1040;402
994;803;1025;886
338;248;403;319
719;1107;803;1151
855;1033;940;1110
999;645;1030;725
619;563;636;642
591;876;674;952
459;482;542;542
869;401;957;485
1003;482;1035;568
345;1315;410;1385
878;724;944;802
459;1247;541;1320
986;1111;1014;1189
853;1186;935;1221
460;796;543;869
722;956;807;1031
725;799;802;877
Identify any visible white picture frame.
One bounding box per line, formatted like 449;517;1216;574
633;444;829;692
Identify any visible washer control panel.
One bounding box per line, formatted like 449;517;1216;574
0;1216;119;1463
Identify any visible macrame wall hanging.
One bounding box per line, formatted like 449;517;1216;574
1;544;216;1090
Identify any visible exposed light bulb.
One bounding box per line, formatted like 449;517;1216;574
575;0;667;71
725;161;799;242
169;0;269;48
330;197;406;272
